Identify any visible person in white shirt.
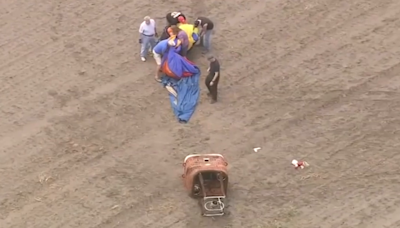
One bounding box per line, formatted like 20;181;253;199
139;16;157;62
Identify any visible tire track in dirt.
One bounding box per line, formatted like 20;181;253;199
2;109;177;227
298;120;400;226
177;1;400;224
2;0;400;227
0;3;178;223
226;0;398;92
0;1;162;149
296;159;400;227
0;77;177;220
94;2;326;226
190;0;207;16
244;83;400;226
121;1;400;226
170;1;400;226
0;0;125;66
85;3;278;227
226;61;400;187
193;0;396;128
210;0;400;161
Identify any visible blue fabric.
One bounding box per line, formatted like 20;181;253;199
162;40;198;78
153;39;169;54
192;33;199;43
161;69;201;123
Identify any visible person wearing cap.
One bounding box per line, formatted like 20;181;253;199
194;17;214;53
170;25;189;57
139;16;157;62
166;12;186;25
205;54;220;103
177;16;186;24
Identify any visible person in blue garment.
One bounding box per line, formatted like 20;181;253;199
153;38;178;82
152;39;170;82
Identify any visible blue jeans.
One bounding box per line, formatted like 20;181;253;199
140;35;156;58
202;30;212;51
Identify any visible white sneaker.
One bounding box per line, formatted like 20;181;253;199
141;57;146;62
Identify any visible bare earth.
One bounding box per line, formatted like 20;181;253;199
1;0;400;227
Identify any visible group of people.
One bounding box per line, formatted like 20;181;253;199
138;12;220;104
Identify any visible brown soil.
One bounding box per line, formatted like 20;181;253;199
1;0;400;227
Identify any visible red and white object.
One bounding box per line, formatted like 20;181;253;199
292;159;309;169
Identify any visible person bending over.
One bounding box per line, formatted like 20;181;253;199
152;39;169;82
194;17;214;53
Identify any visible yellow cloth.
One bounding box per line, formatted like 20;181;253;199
177;24;199;49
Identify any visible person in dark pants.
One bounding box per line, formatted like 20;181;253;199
205;54;220;104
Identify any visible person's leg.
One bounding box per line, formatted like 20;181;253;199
140;35;150;60
153;50;162;82
205;77;212;96
149;37;157;51
210;77;219;103
210;85;217;103
148;37;157;56
203;30;212;52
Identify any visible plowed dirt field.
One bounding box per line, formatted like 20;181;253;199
1;0;400;227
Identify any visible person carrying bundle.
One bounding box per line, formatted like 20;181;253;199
152;38;177;82
169;25;189;57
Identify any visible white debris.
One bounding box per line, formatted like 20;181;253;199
292;159;309;169
253;147;261;152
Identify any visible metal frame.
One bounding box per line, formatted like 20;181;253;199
198;172;226;216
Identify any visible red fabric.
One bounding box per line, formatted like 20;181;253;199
178;16;186;23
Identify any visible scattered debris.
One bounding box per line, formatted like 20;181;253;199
292;159;309;169
111;205;120;210
253;147;261;152
38;173;53;184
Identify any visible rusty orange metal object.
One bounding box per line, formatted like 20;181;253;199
182;154;228;216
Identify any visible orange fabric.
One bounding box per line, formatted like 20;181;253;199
162;61;179;79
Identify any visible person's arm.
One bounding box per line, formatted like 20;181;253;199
139;22;144;34
152;20;158;36
200;24;208;36
210;63;219;85
211;71;219;82
176;33;183;46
